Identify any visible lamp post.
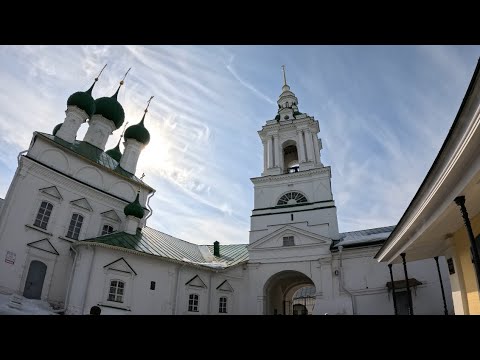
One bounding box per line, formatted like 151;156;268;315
388;263;398;315
401;253;414;315
454;196;480;290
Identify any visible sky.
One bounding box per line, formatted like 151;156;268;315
0;45;479;245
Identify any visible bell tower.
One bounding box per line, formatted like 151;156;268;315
250;67;340;245
261;65;323;176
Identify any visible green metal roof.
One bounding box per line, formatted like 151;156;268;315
37;132;153;190
207;243;249;267
80;226;249;269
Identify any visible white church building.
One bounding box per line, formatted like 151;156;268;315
0;67;454;315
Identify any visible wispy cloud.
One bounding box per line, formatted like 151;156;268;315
0;45;479;243
225;54;276;105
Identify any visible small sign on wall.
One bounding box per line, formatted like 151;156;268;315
5;251;16;265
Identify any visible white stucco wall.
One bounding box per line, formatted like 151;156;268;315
68;246;247;315
0;151;152;306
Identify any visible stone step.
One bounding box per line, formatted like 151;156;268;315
8;294;23;310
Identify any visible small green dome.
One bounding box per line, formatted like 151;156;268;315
67;92;95;118
67;81;96;118
52;123;62;136
105;140;122;162
94;94;125;129
124;193;144;219
124;115;150;145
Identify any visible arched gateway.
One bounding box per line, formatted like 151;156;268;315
263;270;316;315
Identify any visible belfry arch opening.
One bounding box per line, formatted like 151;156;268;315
283;140;299;173
263;270;316;315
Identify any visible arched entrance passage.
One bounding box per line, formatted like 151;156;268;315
263;270;315;315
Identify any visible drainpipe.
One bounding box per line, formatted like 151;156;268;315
17;150;27;165
145;190;156;223
80;246;96;314
173;264;186;315
53;245;78;314
338;246;356;315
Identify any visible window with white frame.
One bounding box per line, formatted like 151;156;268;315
188;294;199;312
66;213;84;240
219;297;227;313
34;201;53;230
283;236;295;246
101;224;115;235
108;280;125;303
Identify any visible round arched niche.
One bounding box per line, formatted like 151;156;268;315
39;149;69;172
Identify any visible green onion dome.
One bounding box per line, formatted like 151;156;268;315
124;192;144;219
105;139;122;162
67;81;97;118
93;84;125;129
124;113;150;145
52;123;62;136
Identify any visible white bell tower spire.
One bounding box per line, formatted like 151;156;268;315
250;67;339;246
260;66;323;177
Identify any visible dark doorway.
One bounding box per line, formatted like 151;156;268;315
23;260;47;299
293;304;308;315
395;291;410;315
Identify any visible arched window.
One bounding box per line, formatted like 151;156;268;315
188;294;199;312
219;297;228;313
108;280;125;303
34;201;53;229
277;192;308;206
66;213;84;240
101;224;115;236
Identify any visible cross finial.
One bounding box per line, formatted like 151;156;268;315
281;65;287;86
120;121;129;140
95;64;107;82
144;96;154;113
120;67;131;85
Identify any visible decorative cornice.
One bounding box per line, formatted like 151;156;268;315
36;132;154;192
22;156;146;214
260;117;317;133
251;166;330;184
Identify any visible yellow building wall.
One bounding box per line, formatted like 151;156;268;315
454;212;480;314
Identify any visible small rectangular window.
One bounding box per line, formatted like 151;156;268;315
283;236;294;247
102;224;115;236
219;297;227;313
150;281;156;290
447;258;455;275
188;294;199;312
34;201;53;229
291;214;294;221
108;280;125;303
66;213;84;240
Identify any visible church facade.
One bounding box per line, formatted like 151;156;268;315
0;68;453;315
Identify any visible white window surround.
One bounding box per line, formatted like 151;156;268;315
29;194;61;233
101;270;134;310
